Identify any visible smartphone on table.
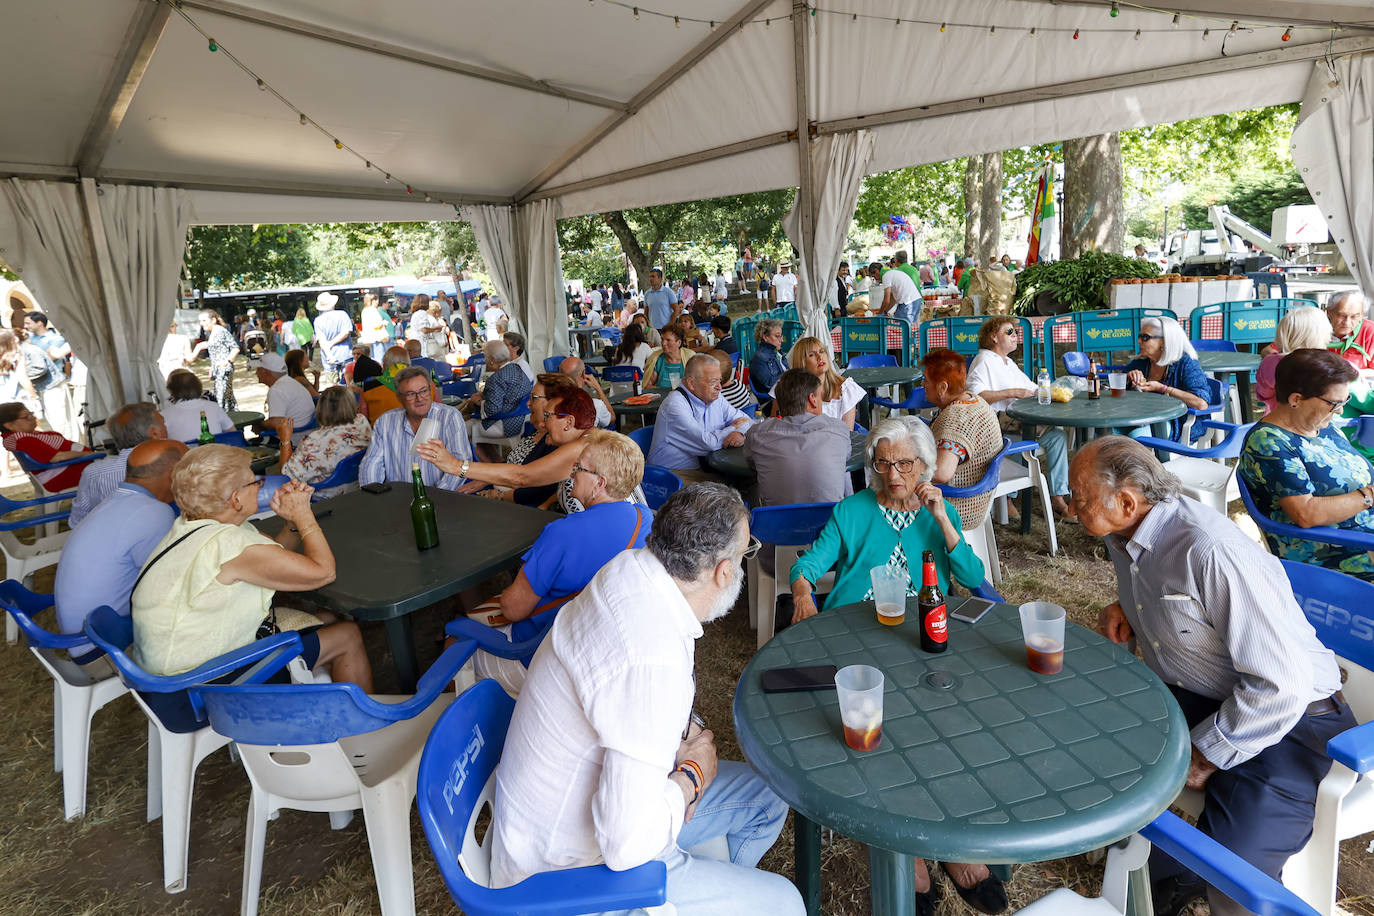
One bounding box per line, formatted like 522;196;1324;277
761;665;838;693
950;597;995;624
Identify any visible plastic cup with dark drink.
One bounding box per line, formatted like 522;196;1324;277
835;665;884;751
1108;372;1127;398
869;565;908;626
1019;601;1066;674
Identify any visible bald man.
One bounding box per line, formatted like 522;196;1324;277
558;356;614;428
55;439;189;666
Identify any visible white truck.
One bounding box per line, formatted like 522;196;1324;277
1165;204;1331;277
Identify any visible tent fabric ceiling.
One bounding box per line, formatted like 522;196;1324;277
2;0;1371;224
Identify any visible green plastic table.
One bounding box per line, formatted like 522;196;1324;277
706;429;868;478
1006;390;1185;440
842;367;923;428
230;410;264;429
261;487;552;691
608;387;671;425
1195;351;1264;424
733;597;1189;916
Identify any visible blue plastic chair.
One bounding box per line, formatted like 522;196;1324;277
0;486;77;643
846;354;897;369
463;354;486;384
188;639;476;916
1062;351;1091;378
748;502;839;647
936;438;1044;585
543;356;565;373
1173;377;1230;443
418;679;669;916
629;425;655;457
601;365;642;385
0;581;128;820
1191;338;1239;352
309;449;365;499
13;449;104;494
254;416;317;446
871;386;936;415
441;377;477;399
182;429;250;448
640;465;683;511
1135;421;1254;514
1238;473;1374;563
83;606;307;892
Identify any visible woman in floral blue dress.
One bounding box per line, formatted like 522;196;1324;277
1238;348;1374;581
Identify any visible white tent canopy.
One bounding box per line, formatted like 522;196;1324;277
2;0;1372;405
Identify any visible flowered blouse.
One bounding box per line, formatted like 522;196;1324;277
206;324;238;370
1238;421;1374;581
282;414;372;499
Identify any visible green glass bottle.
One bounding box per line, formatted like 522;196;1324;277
410;463;439;550
197;411;214;444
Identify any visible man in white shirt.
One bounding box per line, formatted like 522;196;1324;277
488;483;804;914
558;356;614;428
870;261;919;326
770;261;799;307
483;299;509;342
251;352;315;446
711;269;729;302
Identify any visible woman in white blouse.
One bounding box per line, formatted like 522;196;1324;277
773;336;866;429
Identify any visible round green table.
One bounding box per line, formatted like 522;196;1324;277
229;410;264;429
1195;350;1264;424
608;387;671;425
707;429;868;478
1006;390;1185;439
733;597;1189;916
842;367;922;428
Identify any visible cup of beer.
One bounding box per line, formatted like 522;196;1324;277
1018;602;1066;674
835;664;884;751
1108;372;1127;397
869;565;909;626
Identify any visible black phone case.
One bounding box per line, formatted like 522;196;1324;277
760;665;838;693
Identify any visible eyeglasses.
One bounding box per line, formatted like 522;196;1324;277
1311;394;1350;414
227;475;265;500
543;411;574;421
570;463;603;480
1004;328;1019;337
872;457;917;474
1138;333;1163;341
399;388;431;401
742;536;762;561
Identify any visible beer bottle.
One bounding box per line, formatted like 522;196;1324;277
197;411;214;444
918;550;948;653
410;462;440;550
1087;359;1101;400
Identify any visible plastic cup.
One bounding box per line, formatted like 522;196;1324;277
835;665;884;751
1019;602;1067;674
1108;372;1127;398
870;565;909;626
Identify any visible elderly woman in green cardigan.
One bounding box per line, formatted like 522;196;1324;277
786;414;999;913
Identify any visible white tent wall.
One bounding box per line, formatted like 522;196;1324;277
462;202;567;362
1292;54;1374;296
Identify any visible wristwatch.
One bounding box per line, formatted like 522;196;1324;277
1362;489;1373;509
460;459;471;477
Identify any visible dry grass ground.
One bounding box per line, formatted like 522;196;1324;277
0;364;1370;914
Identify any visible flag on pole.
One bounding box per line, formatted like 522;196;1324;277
1026;165;1054;265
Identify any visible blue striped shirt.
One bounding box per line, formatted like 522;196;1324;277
360;403;472;491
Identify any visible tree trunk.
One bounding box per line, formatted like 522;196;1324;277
601;211;650;285
963;155;983;259
978;151;1003;266
1062;133;1124;258
443;256;472;352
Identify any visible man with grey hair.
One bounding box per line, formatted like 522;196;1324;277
467;339;533;460
70;401;168;526
1070;436;1354;916
557;355;614;428
360;365;472;490
648;354;752;483
1325;289;1374;372
488;483;803;913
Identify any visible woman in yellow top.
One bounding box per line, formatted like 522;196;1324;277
130;445;371;692
642;324;696;389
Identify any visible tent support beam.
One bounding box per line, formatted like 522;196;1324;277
1012;0;1374;30
512;0;776;203
77;179;136;404
791;2;815;281
176;0;627;112
76;0;170;177
815;35;1374;136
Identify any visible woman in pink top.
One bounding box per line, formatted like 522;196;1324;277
1256;307;1332;414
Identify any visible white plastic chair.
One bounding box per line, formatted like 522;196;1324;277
0;489;74;643
1136;421;1253;516
0;583;129;819
747;504;837;649
991;443;1059;558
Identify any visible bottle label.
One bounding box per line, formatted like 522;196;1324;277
924;603;947;641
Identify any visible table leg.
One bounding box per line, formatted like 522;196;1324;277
794;814;823;916
1237;371;1254;425
1125;859;1155;916
859;391;874;430
1019;422;1036;535
384;616;419;694
868;845;916;916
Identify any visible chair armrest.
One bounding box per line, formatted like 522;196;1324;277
972;580;1003;602
1134;435;1193;456
0;507;71;531
1327;718;1374;774
2;489;76;512
457;860;667;916
1140;810;1322;916
159;631;305;694
444;616;550;661
1003;440;1040;457
16;451;104;471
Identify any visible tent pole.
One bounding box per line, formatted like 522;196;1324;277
76;0;170;177
77;179;137;405
791;2;815;285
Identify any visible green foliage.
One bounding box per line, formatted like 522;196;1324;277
1012;251;1159;315
1178;169;1312;231
183;224;315;292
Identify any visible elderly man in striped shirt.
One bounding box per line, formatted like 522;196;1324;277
1070;436;1355;916
360;366;472;490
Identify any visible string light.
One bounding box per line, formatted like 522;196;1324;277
1202;27;1209;39
1229;20;1238;32
939;22;946;32
1134;28;1140;39
709;20;715;29
1109;2;1118;17
299;113;307;125
1029;26;1036;35
1281;26;1292;41
765;17;770;28
989;25;995;33
894;18;900;26
674;15;679;27
207;38;218;51
632;6;638;19
1171;13;1179;27
1073;27;1079;38
256;78;265;90
334;138;342;149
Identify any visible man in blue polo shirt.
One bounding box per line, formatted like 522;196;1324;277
312;291;355;384
54;439;187;665
643;268;680;330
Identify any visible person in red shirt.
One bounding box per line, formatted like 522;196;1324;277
0;401;95;491
1326;291;1374;372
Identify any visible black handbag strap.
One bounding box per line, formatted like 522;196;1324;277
130;523;214;600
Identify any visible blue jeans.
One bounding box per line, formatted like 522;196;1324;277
1032;425;1069;497
600;761;803;916
894;301;917;325
370;341;388;361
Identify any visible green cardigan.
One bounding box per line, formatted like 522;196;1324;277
789;488;985;607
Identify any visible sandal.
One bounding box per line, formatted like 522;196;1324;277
939;863;1008;915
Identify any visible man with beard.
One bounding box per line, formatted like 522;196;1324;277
487;483;804;914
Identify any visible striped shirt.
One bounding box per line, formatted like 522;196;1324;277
71;446;132;526
1107;495;1341;770
360;402;472;491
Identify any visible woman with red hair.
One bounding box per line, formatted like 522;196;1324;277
922;347;1003;530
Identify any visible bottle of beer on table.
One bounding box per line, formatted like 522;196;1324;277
197;411;213;444
410;462;440;550
1087;360;1101;400
918;550;948;653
